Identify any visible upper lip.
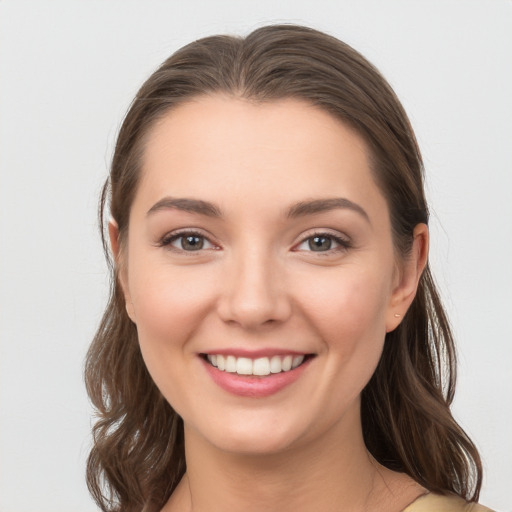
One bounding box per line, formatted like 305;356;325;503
200;348;312;358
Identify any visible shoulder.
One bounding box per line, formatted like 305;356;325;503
403;493;495;512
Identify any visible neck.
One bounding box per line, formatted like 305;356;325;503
165;405;403;512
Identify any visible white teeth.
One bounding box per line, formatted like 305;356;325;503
253;357;271;376
225;355;237;373
236;357;253;375
206;354;306;376
292;355;305;369
282;355;292;371
270;355;282;373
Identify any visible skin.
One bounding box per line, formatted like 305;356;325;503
110;95;429;512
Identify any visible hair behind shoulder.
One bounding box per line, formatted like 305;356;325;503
85;24;482;512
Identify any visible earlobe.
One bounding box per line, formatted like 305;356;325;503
108;219;137;324
385;223;429;332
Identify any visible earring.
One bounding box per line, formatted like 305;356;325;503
394;313;401;318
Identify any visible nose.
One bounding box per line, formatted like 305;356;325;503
216;247;292;329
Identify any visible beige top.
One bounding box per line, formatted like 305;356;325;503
403;493;495;512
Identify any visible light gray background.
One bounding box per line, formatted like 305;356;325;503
1;1;511;511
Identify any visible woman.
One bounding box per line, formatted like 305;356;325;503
85;25;492;512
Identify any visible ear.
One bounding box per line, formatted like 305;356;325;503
108;219;137;323
108;218;121;261
385;223;429;332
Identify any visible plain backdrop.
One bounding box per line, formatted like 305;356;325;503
0;1;511;511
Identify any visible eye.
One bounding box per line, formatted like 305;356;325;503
160;231;217;252
295;232;351;253
306;235;334;252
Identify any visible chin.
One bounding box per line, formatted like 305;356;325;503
215;432;298;456
189;413;308;456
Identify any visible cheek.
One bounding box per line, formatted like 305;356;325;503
303;268;388;332
128;261;217;352
295;265;391;357
126;262;220;414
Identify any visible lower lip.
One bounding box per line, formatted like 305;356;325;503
201;357;312;398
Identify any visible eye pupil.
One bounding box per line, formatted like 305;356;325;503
309;236;332;251
182;235;204;251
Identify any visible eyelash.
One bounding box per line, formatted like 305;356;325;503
293;231;352;255
158;230;352;254
158;229;218;252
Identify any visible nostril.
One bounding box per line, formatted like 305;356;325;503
215;262;292;328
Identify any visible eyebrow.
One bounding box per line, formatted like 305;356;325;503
146;196;370;223
147;197;222;217
287;198;370;223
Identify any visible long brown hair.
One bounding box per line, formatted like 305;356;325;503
85;24;482;512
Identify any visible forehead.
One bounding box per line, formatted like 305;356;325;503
135;95;387;219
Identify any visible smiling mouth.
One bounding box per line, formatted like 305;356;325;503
202;354;313;376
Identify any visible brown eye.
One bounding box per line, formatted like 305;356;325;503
161;231;216;252
308;236;332;251
294;232;352;254
180;235;204;251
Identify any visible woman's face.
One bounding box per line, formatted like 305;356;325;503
117;96;423;455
